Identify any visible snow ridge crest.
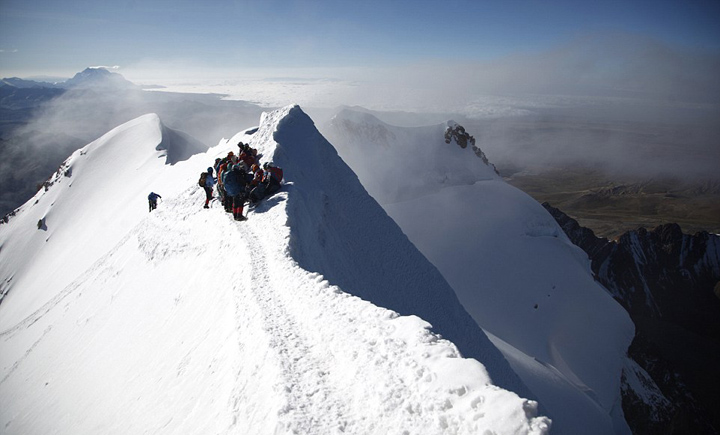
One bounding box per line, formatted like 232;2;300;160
0;105;551;435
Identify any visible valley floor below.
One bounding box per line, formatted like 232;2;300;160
502;167;720;239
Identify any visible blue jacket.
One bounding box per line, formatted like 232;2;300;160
205;168;216;188
222;167;250;196
148;192;161;201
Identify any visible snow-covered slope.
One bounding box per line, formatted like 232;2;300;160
0;107;549;434
324;108;636;434
324;108;498;205
0;113;207;327
251;106;529;396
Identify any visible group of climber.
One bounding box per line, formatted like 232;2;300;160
147;142;283;219
199;141;284;221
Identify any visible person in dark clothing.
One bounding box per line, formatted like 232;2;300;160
249;163;283;204
202;167;216;209
148;192;162;212
222;164;252;221
263;162;283;197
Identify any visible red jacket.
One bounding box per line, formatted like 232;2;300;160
240;151;256;167
265;166;283;183
252;169;264;186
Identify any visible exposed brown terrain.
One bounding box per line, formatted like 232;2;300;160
501;166;720;239
455;99;720;241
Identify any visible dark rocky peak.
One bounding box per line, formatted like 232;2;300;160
544;203;720;319
543;202;610;259
445;121;498;173
444;122;475;149
544;202;720;434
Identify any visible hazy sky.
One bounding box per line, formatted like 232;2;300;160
1;0;719;201
1;0;719;120
1;0;719;77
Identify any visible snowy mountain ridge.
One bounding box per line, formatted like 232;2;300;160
0;106;549;434
323;108;637;434
324;109;498;205
0;113;207;324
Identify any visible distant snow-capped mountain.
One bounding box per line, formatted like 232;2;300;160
1;68;137;91
323;107;638;435
0;68;266;219
0;106;549;434
0;67;134;111
61;67;138;89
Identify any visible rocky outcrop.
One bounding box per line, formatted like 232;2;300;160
545;203;720;328
444;123;475;149
544;202;720;434
444;122;499;174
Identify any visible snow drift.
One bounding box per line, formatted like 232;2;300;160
0;107;549;434
324;109;636;434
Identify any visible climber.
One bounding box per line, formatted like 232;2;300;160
247;164;265;204
263;162;284;197
201;167;216;209
148;192;162;212
249;162;283;204
239;148;256;170
222;164;252;221
217;157;234;212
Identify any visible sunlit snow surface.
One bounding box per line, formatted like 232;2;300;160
326;109;636;434
0;106;549;434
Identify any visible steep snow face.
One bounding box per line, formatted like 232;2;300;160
0;107;549;434
323;109;498;205
242;106;529;395
0;113;207;328
386;185;634;434
326;108;635;434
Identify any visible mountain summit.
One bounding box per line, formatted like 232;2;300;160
62;67;137;89
0;106;549;434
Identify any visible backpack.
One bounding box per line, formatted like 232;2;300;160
198;172;208;187
268;166;283;183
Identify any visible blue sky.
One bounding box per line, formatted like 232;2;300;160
1;0;719;78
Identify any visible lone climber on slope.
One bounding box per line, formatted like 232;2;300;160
148;192;162;212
